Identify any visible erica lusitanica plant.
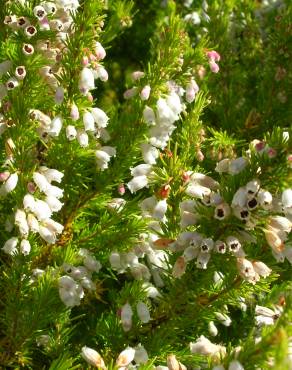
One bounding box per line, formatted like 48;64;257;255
0;0;291;369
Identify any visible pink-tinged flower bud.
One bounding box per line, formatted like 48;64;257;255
172;256;187;278
82;56;89;66
15;66;26;80
118;183;125;195
27;182;36;193
196;149;204;161
264;229;284;252
116;347;135;367
197;65;206;79
123;87;138;99
182;171;191;182
207;50;221;62
131;71;145;81
81;346;106;369
95;66;108;82
55;87;64;105
252;261;272;278
209;60;219;73
22;43;34;56
254;140;266;152
167;355;184;370
267;147;277;158
95;42;106;60
0;171;10;182
39;17;50;31
87;93;93;102
89;54;96;62
140;85;151;101
70;104;79;121
186;79;199;103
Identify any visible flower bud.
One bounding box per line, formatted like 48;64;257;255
91;108;109;128
208;321;218;336
209;60;219;73
228;360;244;370
70;104;80;121
66;125;77;141
140;85;151;100
264;229;284;252
143;106;156;125
83;112;95;131
77;130;89;147
0;171;10;182
118;183;125;195
137;301;151;323
95;42;106;60
131;71;145;81
252;261;271;278
121;303;133;332
49;116;62;137
116;347;135;367
123;87;138;99
4;173;18;193
55;87;64;104
81;346;106;368
134;344;148;364
20;239;31;255
2;237;18;255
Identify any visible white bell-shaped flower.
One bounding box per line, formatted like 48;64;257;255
2;237;18;255
116;347;135;367
81;346;106;368
121;302;133;332
91;107;109;128
136;301;151;323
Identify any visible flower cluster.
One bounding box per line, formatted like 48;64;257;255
120;300;151;331
58;248;101;307
127;77;199;193
2;167;64;255
81;344;149;369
